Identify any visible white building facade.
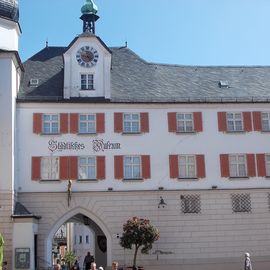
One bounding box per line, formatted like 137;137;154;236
1;1;270;270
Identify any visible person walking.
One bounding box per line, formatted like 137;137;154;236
83;252;94;270
91;262;97;270
54;259;61;270
244;253;252;270
112;261;118;270
2;261;7;270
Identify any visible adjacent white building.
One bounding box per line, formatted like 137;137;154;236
1;0;270;269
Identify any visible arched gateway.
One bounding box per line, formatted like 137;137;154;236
46;207;112;268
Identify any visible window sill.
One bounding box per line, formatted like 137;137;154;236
123;178;144;181
78;132;97;135
122;132;142;135
176;131;196;134
40;133;61;136
225;130;245;134
39;179;60;182
77;179;98;182
178;177;198;181
80;89;95;91
228;176;249;180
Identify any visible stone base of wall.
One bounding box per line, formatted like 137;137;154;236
0;192;14;268
17;189;270;270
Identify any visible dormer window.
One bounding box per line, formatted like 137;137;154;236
81;74;94;90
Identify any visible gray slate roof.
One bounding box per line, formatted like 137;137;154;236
18;46;270;103
13;202;41;219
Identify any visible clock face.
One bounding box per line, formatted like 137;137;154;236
76;46;99;68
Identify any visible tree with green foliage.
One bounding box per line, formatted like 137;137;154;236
120;217;159;269
64;251;77;270
0;233;4;270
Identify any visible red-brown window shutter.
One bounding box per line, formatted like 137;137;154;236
70;113;79;134
60;156;69;180
193;112;203;132
33;113;42;134
217;112;227;132
140;113;149;133
142;155;151;179
168;112;177;132
114;155;123;179
96;113;105;133
246;154;256;177
256;154;266;177
196;155;206;178
169;155;179;178
60;113;69;134
114;113;123;133
253;111;262;131
220;154;230;177
69;156;78;180
32;156;41;180
243;112;252;132
97;156;106;180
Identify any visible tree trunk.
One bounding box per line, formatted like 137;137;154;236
133;245;139;268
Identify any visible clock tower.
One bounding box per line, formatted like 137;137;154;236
63;0;112;100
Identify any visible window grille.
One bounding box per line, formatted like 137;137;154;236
231;193;251;213
180;194;201;214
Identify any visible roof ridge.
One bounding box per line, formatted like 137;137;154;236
148;62;270;68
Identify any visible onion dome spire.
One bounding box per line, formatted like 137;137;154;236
80;0;99;34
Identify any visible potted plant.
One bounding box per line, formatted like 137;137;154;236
64;251;77;270
120;217;159;270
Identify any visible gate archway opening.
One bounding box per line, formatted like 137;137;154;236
46;208;112;269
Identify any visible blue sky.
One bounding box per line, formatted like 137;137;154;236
19;0;270;65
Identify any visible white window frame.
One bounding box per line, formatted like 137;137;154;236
123;113;140;133
176;113;194;133
226;112;243;132
261;112;270;131
229;154;247;178
79;114;96;134
41;156;59;180
124;155;142;179
178;155;196;179
78;156;96;180
266;154;270;177
42;114;59;134
81;74;94;90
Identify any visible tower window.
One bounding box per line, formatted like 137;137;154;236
81;74;94;90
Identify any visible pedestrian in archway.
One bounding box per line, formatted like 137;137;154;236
2;261;7;270
91;262;97;270
54;259;61;270
112;261;118;270
83;252;94;270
